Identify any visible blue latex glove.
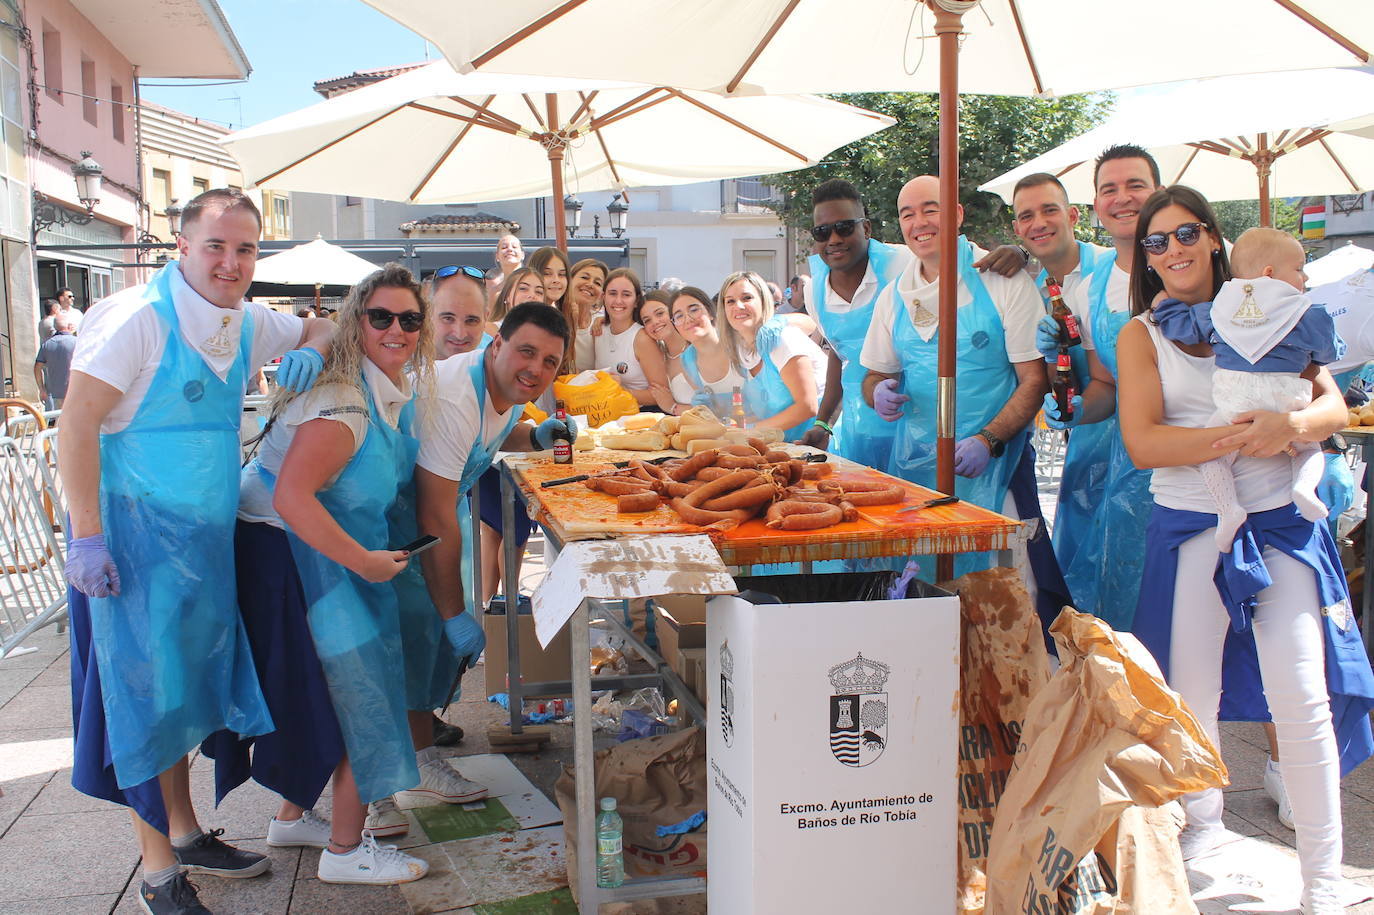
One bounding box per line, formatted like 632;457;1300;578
276;347;325;393
534;414;579;450
953;435;992;478
873;378;909;421
443;612;486;667
1035;315;1059;363
1041;391;1083;430
65;533;121;598
1317;452;1356;521
690;390;717;408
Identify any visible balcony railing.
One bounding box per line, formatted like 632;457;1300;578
722;177;781;215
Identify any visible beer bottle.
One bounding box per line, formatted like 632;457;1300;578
1046;279;1082;348
1053;348;1076;428
731;386;747;430
552;399;574;464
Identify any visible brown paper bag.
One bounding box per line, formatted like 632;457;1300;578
554;727;707;914
938;567;1053;913
984;608;1227;914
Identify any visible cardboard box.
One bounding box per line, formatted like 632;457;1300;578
677;647;707;704
483;609;572;698
707;574;960;913
653;594;707;674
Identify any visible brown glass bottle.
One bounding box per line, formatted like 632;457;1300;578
1046;279;1082;348
1052;349;1076;424
552;399;573;464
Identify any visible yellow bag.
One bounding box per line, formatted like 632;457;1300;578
522;403;548;424
553;371;639;428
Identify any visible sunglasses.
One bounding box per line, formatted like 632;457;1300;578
434;264;486;282
365;308;425;332
810;219;863;243
1140;222;1208;256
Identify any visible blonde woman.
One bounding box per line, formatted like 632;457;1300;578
564;257;607;371
206;263;435;885
718;270;827;438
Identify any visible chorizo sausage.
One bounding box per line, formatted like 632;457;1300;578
838;500;859;522
715;453;765;469
801;462;835;480
585;477;653;495
764;500;843;530
835;481;906;506
669;497;752;530
630;459;668;481
719;444;762;457
700;481;777;512
693;466;732;482
669;449;718;481
617;491;662;513
746;437;771;455
763;449;792;463
657;479;704;498
683;469;757;507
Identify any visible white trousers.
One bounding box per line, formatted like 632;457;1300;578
1169;530;1341;885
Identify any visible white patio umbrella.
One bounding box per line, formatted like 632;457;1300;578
250;235;381;306
362;0;1371;506
978;68;1374;225
1305;241;1374;288
222;62;895;245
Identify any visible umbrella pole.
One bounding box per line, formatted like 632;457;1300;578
1256;133;1273;228
546;94;569;253
932;1;964;581
314;283;321;311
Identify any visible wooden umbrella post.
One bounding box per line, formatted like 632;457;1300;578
931;0;966;581
1256;132;1273;228
546;93;569;253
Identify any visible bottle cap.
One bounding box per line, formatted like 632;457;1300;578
600;797;617;811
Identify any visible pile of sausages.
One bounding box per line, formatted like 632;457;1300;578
583;441;907;531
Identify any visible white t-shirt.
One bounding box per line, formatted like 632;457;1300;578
742;324;828;402
1313;269;1374;376
1075;262;1131;352
238;359;413;528
819;243;912;316
416;347;520;483
859;244;1042;373
72;264;304;434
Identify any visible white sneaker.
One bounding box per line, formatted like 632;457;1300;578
266;809;331;848
317;831;428;885
399;759;489;805
1300;878;1345;914
365;796;409;838
1263;758;1295;830
1179;824;1233;863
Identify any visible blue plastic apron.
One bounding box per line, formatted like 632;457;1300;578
1061;256;1153;630
888;236;1025;576
274;375;421;804
679;346;735;419
741;321;818;441
86;265;272;791
392;347;522;711
809;239;906;468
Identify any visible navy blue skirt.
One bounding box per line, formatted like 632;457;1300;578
476;466;536;546
69;586;169;833
1008;443;1073;649
199;521;344;810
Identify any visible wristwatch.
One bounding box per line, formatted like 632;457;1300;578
1323;432;1349;454
977;428;1005;458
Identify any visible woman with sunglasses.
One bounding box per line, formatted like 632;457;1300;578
593;268;671;406
207;264;435;885
719;270;827;438
487;266;545;336
1117;187;1372;914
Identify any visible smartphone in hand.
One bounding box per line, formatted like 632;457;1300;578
394;534;440;557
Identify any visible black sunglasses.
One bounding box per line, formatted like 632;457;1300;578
365;308;425;332
1140;222;1208;256
810;218;864;243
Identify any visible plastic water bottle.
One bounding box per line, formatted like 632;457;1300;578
596;796;625;888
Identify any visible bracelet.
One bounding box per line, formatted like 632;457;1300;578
813;419;834;435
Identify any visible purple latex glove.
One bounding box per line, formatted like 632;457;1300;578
65;533;121;598
873;378;909;421
953;435;992;478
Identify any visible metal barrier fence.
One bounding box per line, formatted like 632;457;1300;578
0;434;68;657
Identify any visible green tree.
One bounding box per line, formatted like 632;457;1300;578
769;91;1113;248
1211;197;1301;241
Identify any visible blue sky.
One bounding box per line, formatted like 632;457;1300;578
139;0;433;129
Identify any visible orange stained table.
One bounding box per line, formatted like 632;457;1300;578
503;447;1020;569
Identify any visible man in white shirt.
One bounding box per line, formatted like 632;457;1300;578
56;286;84;332
860;174;1068;630
1313;267;1374;390
58;189;334;913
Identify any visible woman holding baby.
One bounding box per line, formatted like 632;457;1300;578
1117;184;1374;914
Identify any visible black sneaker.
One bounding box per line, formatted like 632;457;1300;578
432;713;465;746
173;828;270;878
138;873;211;914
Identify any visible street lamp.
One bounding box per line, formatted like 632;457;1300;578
563;194;583;238
72;151;103;213
165;198;184;237
606;193;628;238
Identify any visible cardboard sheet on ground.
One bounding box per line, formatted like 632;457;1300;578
400;825;568;912
1188;833;1374;913
531;535;735;648
399;754;563;831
